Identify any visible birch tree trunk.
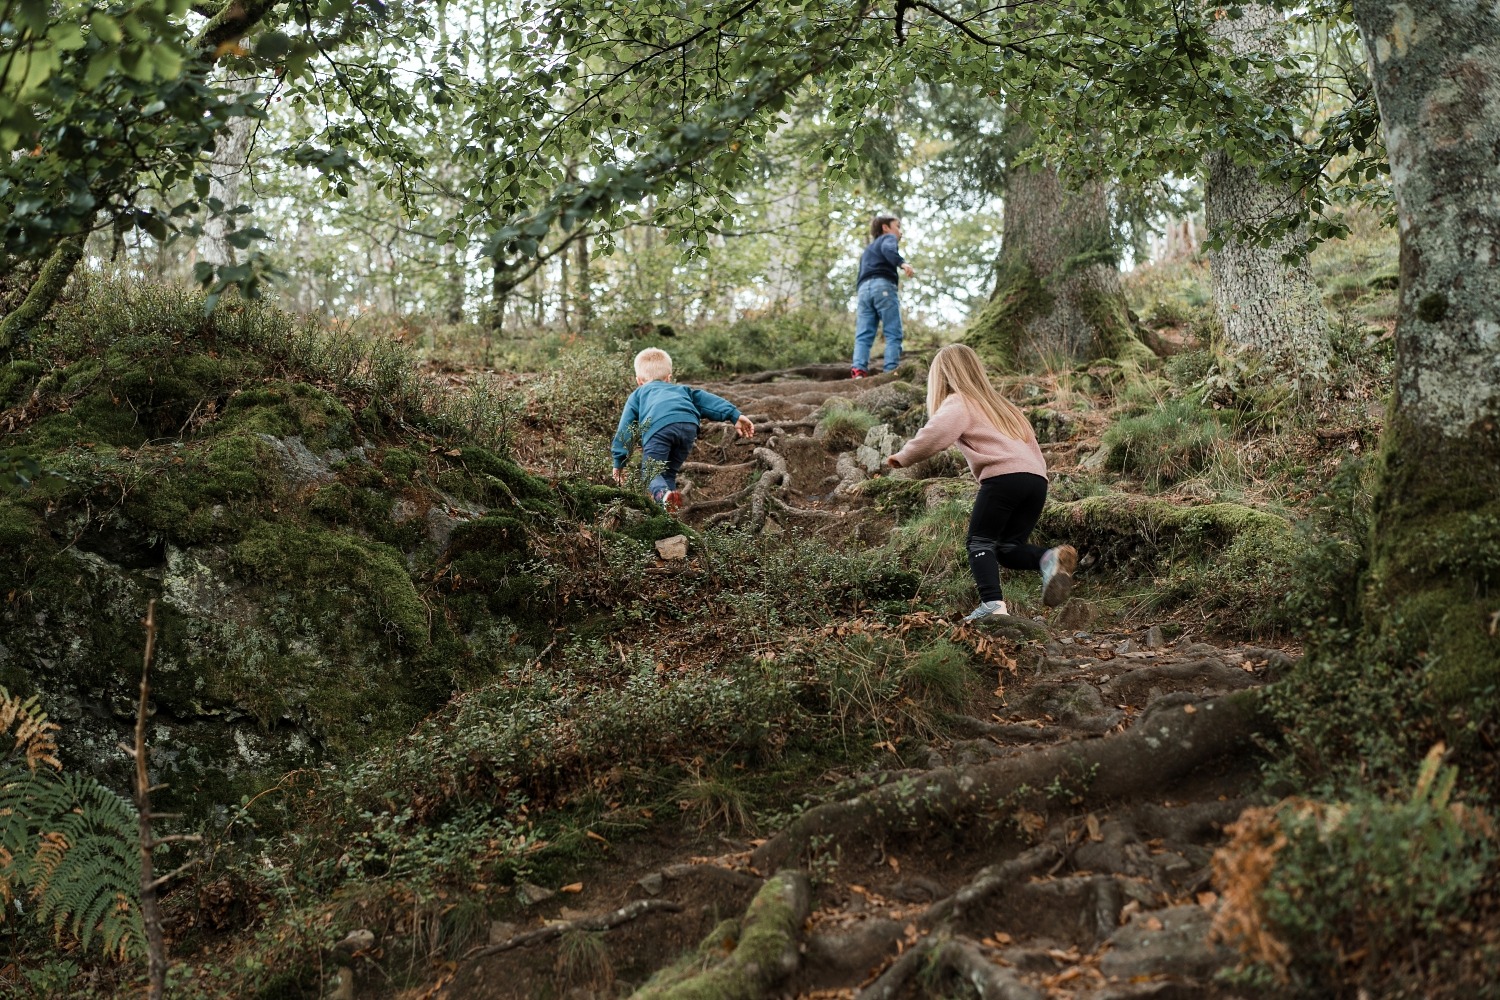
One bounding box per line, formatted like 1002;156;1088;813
1204;4;1331;377
200;74;260;268
1351;0;1500;705
965;125;1153;370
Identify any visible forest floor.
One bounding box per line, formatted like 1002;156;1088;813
420;362;1295;1000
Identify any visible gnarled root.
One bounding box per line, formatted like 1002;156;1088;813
752;690;1266;873
628;870;811;1000
858;935;1043;1000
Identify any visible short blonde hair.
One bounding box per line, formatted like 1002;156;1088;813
634;347;673;382
927;344;1033;441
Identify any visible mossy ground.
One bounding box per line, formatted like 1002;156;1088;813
0;282;663;814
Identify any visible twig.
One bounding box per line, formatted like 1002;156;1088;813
134;600;168;1000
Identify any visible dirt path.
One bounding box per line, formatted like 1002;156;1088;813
437;365;1287;1000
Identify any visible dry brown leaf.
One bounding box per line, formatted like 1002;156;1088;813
559;882;583;893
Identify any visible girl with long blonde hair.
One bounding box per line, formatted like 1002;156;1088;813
887;344;1077;622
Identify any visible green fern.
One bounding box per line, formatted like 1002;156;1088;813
0;688;144;960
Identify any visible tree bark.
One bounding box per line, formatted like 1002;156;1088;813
575;228;592;334
0;237;84;351
965;124;1153;370
1204;3;1332;377
1350;1;1500;706
200;74;261;268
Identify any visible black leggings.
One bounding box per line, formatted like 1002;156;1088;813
966;473;1048;602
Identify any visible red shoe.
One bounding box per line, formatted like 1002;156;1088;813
663;490;683;512
850;367;868;379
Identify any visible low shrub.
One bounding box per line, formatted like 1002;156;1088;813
1213;746;1494;996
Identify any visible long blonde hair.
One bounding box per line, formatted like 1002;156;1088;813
926;344;1033;441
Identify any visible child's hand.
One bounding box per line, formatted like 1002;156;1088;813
901;263;915;278
735;415;755;438
612;467;627;485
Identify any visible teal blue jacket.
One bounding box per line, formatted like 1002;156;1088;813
611;380;740;467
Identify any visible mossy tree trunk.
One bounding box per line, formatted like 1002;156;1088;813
964;122;1153;371
1351;1;1500;710
0;237;85;352
1204;4;1331;378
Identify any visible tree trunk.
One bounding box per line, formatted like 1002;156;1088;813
1204;4;1331;377
965;125;1152;370
1351;1;1500;707
0;237;84;351
443;241;465;324
200;75;260;268
575;229;592;334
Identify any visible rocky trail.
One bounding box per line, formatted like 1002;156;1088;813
431;364;1291;1000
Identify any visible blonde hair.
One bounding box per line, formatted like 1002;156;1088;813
633;347;673;382
926;344;1033;441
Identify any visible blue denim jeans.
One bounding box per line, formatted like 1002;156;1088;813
852;277;904;373
641;421;698;500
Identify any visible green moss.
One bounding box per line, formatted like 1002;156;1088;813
230;523;428;646
215;380;355;452
119;435;274;544
0;359;42;404
433;446;555;509
308;482;354;523
1363;411;1500;716
379;447;424;482
1039;494;1300;634
614;512;687;543
964;256;1052;369
1076;285;1158;368
633;871;806;1000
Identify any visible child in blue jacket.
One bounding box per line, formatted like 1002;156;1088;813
611;348;754;510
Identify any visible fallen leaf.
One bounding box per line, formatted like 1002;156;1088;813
1197;891;1218;908
1183;704;1197;714
586;830;610;846
1145;916;1164;931
560;882;583;893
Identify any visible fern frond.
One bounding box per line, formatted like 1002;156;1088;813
0;687;61;772
0;765;144;960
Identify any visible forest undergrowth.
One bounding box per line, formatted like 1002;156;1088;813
5;234;1499;1000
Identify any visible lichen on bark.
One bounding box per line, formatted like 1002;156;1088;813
1347;0;1500;733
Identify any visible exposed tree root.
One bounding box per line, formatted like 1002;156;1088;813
946;715;1072;745
833;452;868;493
857;935;1043;1000
917;842;1063;930
752;690;1266;872
680;460;755;474
463;899;683;959
734;363;855;383
627;870;811;1000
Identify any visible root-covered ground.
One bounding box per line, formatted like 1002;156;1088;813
417;363;1303;1000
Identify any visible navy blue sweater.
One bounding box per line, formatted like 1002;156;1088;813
856;233;906;288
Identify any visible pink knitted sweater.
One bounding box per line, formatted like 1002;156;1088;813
888;394;1047;481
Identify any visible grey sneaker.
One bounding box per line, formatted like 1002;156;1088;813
962;599;1008;623
1040;545;1078;607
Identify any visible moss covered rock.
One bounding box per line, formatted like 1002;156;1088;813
0;283;643;818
